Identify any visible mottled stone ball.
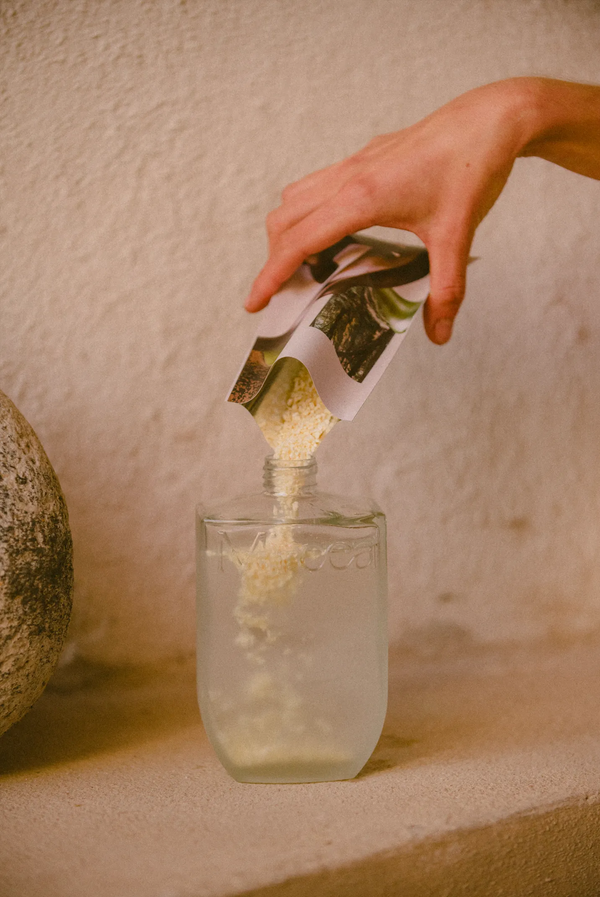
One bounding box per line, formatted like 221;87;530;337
0;390;73;736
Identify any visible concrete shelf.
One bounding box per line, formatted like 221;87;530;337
1;636;600;897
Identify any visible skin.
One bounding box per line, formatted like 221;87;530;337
245;77;600;344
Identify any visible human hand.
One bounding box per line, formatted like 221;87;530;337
245;79;536;344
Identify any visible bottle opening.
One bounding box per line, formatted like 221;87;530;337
263;455;317;496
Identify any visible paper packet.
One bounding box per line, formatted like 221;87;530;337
229;233;430;423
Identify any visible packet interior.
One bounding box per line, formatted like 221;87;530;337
229;233;431;450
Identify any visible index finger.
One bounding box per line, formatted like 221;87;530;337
245;183;376;311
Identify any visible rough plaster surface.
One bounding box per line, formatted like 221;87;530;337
1;0;600;666
1;637;600;896
0;390;73;735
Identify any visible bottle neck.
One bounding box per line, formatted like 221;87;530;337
263;455;318;497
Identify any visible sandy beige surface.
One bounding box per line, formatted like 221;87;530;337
1;637;600;897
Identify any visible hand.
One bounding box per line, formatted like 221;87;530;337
245;77;600;344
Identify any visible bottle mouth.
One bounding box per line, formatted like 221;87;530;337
263;455;317;496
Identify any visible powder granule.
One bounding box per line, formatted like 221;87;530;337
253;360;337;461
235;361;337;654
217;360;342;766
234;361;335;652
233;526;303;651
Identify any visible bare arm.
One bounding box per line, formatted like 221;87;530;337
245;77;600;344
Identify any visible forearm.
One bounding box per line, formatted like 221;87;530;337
516;77;600;180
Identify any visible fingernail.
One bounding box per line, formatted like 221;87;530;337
434;318;453;344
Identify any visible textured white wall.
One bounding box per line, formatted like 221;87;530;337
1;0;600;666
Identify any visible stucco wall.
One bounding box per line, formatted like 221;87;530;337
1;0;599;667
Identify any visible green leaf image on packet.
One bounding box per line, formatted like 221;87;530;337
229;234;430;428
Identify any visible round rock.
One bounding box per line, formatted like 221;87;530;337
0;390;73;737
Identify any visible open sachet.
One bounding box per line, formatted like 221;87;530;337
229;233;430;449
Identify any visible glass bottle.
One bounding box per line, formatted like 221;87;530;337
196;455;387;784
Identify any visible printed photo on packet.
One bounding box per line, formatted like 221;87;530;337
229;234;431;422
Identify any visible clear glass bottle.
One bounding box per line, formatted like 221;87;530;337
196;456;387;784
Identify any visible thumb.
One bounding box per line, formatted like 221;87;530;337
422;234;470;345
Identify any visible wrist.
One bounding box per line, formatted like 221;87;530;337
513;78;600;177
493;77;550;158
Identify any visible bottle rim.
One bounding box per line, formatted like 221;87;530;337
263;454;317;496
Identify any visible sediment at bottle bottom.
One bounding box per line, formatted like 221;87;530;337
222;755;363;784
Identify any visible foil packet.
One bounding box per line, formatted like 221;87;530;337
229;234;430;422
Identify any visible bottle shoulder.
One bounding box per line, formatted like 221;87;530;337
198;489;385;526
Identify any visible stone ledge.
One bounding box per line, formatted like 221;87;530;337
1;636;600;897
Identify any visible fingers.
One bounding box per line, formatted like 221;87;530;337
265;172;344;246
245;178;377;312
245;150;378;311
265;160;361;255
280;157;349;202
422;230;471;344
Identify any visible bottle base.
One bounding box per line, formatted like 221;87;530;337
227;765;362;785
223;756;366;784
